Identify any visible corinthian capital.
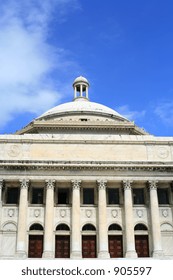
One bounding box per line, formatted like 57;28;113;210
148;180;158;190
19;179;29;189
45;179;55;190
122;180;133;190
71;180;81;190
97;180;107;190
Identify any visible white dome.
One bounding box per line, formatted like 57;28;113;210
38;99;127;121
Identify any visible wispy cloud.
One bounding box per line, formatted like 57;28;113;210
154;101;173;126
116;105;146;121
0;0;80;129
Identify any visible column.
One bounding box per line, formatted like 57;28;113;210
97;180;110;258
43;179;55;258
16;179;29;258
148;180;163;257
70;180;82;258
123;180;137;258
0;180;3;228
80;84;83;97
0;179;3;206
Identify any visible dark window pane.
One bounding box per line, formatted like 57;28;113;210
56;224;70;231
32;188;44;204
30;224;43;230
58;189;69;204
108;224;122;231
157;188;169;204
133;189;145;204
83;188;94;204
82;224;96;231
6;187;19;204
108;188;119;204
134;224;148;230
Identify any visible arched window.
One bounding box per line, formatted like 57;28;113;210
56;224;70;231
134;224;148;231
30;224;43;231
82;224;96;231
108;224;122;231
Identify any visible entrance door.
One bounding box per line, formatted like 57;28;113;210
55;235;70;258
28;235;43;258
135;235;149;257
108;235;123;258
82;235;96;258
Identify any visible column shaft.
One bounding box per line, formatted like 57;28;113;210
16;179;29;258
0;179;3;205
97;180;110;258
123;180;137;258
71;180;82;258
43;179;55;258
148;181;163;257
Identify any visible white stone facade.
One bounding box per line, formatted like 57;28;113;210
0;77;173;259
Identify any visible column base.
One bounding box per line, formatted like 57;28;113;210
98;251;110;259
152;250;164;258
15;251;27;259
42;251;54;259
70;251;82;259
125;250;138;258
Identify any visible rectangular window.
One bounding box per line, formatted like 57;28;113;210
157;188;169;204
83;188;94;204
133;188;145;204
6;187;20;204
58;188;69;204
31;188;44;204
107;188;119;204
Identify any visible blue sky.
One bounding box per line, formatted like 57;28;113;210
0;0;173;136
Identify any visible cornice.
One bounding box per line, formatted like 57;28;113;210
0;160;173;172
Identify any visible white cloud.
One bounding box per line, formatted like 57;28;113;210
0;0;80;129
154;101;173;126
116;105;146;121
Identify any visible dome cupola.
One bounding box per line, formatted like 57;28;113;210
73;76;90;100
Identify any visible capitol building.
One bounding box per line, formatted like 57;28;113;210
0;76;173;259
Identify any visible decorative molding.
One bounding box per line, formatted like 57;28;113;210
111;209;118;218
162;209;169;218
34;209;40;217
7;144;21;157
8;208;15;217
85;209;92;218
97;180;107;190
60;209;66;218
71;180;81;190
136;209;143;218
157;147;169;159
